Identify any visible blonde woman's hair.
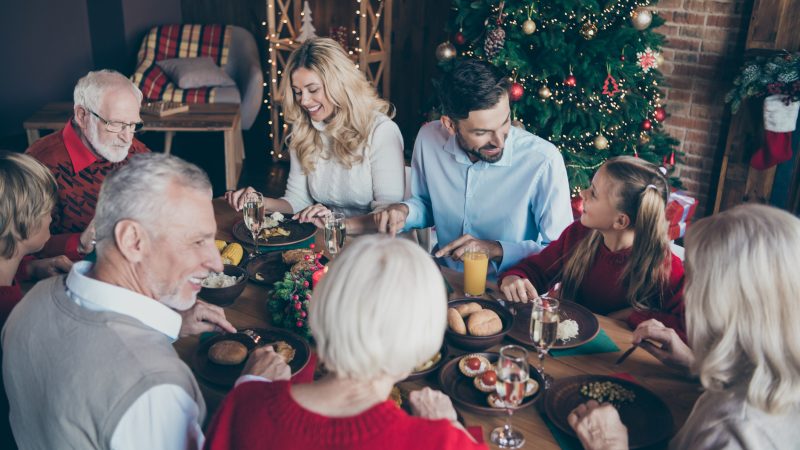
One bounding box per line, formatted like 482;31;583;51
279;38;393;174
0;152;58;258
685;204;800;414
310;235;447;379
560;156;671;311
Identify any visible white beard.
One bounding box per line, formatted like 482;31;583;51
85;124;131;163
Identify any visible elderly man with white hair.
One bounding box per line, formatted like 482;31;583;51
26;69;150;261
2;153;289;450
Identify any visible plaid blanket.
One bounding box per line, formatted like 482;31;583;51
132;24;231;103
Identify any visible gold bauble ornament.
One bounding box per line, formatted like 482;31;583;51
638;131;651;145
631;9;653;31
522;19;537;35
435;41;457;62
593;134;609;150
580;22;598;40
538;86;552;99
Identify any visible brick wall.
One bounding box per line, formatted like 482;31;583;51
655;0;751;214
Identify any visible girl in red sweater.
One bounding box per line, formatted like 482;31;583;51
499;156;685;339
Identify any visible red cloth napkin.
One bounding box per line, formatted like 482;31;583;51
467;426;484;443
609;372;636;383
291;351;317;384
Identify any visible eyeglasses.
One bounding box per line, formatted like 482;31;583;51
88;109;144;134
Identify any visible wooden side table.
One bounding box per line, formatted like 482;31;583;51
23;102;245;191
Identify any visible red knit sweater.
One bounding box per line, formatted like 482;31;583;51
500;221;686;340
204;381;487;450
25;121;149;260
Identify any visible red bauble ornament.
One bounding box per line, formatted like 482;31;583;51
564;75;577;87
570;196;584;220
509;82;524;102
654;107;667;122
641;119;653;131
454;31;466;45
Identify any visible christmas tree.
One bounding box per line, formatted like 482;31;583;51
442;0;680;192
297;1;317;42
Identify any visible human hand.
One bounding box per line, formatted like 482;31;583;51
242;346;291;381
633;319;694;372
499;275;539;303
293;204;331;229
224;187;257;212
434;234;502;262
373;203;409;237
178;300;237;337
568;400;629;450
26;255;73;280
409;387;458;422
78;219;96;254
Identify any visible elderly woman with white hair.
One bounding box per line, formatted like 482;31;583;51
204;235;486;449
568;204;800;450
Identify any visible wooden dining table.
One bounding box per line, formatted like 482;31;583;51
174;199;701;449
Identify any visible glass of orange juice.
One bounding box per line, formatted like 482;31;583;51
463;247;489;297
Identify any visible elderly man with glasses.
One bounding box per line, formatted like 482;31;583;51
26;70;150;261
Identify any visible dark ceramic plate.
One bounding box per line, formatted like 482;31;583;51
506;300;600;350
244;252;327;286
404;344;449;381
544;375;674;449
438;352;542;416
192;327;310;389
232;219;317;247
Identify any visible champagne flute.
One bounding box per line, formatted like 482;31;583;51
529;294;559;388
242;191;265;257
323;212;346;258
490;345;529;449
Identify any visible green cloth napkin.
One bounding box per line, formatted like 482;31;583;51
541;412;582;450
256;236;315;253
550;329;619;357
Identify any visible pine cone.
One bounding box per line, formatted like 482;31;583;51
484;27;506;59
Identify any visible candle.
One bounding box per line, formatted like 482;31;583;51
312;265;328;289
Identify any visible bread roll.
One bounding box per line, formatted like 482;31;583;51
274;341;296;363
208;340;248;365
455;302;482;317
447;308;467;335
467;309;503;336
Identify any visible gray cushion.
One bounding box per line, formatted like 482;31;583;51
156;57;236;89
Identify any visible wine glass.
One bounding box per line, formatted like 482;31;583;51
323;212;346;258
490;345;529;449
529;294;559;388
242;191;265;257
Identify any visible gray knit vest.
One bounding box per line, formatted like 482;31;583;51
1;276;206;450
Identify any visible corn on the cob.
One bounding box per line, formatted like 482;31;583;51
221;243;243;265
215;240;228;251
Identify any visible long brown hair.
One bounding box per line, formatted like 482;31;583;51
560;156;671;311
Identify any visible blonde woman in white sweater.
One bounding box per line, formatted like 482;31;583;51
226;38;404;233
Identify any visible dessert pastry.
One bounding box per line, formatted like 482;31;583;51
447;308;467;335
282;249;314;265
208;340;248;365
458;354;490;377
467;309;503;336
455;302;482;317
473;369;498;393
273;341;295;363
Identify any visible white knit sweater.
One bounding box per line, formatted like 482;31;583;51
280;114;405;217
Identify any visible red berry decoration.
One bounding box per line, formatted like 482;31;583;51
654;107;667;122
620;55;626;61
564;75;577;87
303;280;310;288
309;243;315;249
296;320;304;328
509;82;524;102
294;301;302;310
454;31;466;45
641;119;653;131
300;311;307;318
292;294;299;301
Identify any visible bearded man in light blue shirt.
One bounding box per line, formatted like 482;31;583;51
375;59;573;275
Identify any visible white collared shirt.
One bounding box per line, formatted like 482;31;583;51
66;262;203;450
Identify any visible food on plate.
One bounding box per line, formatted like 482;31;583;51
254;272;265;281
260;227;291;239
262;211;285;229
458;354;490;377
473;369;498;392
220;243;244;265
208;340;248;365
467;309;503;336
447;308;467;335
580;381;636;405
413;352;442;372
282;248;314;265
389;386;402;408
487;392;506;409
290;260;316;275
557;318;580;341
273;341;296;363
455;302;482;317
202;272;241;288
524;378;539;397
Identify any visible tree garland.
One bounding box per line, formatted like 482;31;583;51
266;251;324;340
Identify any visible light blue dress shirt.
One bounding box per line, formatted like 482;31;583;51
403;121;573;274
